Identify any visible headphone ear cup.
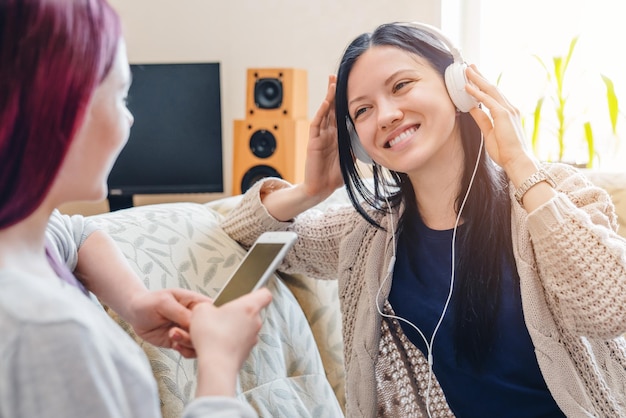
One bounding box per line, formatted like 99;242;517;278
347;119;373;164
444;62;479;113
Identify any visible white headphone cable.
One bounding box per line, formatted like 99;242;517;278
375;134;484;417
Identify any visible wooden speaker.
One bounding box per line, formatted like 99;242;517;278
232;118;309;195
245;68;308;119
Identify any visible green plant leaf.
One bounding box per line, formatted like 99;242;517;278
532;54;550;80
584;121;594;168
553;56;564;89
602;74;619;135
528;34;619;166
531;97;544;154
551;36;579;162
553;54;567;161
562;36;579;76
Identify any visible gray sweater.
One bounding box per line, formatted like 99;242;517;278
221;163;626;418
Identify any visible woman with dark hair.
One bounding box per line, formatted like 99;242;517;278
221;22;626;417
0;0;270;417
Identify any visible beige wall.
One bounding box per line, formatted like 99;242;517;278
61;0;445;215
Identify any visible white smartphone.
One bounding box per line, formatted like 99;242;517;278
213;231;298;307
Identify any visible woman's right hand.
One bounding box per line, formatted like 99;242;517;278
190;288;272;398
260;75;344;221
303;75;344;199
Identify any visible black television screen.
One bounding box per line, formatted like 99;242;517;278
107;62;223;209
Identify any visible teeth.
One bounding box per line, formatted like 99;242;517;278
388;126;418;148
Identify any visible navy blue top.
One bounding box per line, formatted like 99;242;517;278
387;217;565;417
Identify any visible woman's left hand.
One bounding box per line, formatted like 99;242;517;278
464;65;536;175
126;288;212;358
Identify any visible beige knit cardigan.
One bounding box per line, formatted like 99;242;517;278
221;163;626;418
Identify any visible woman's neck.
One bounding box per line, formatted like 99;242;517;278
408;157;465;231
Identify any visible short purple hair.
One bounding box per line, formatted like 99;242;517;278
0;0;121;228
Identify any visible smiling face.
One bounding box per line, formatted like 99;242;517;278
347;45;463;178
48;38;134;206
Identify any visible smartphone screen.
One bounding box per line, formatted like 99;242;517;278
213;242;287;306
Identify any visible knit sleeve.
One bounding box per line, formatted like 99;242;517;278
525;164;626;339
220;178;357;281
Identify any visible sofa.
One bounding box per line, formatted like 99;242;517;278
88;188;351;418
86;170;626;418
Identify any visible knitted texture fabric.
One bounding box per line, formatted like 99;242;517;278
376;302;454;417
220;163;626;418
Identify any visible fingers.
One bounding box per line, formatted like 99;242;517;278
310;75;337;138
465;65;522;132
190;288;272;317
232;288;273;313
169;326;192;347
465;66;519;115
169;287;213;307
187;289;272;366
154;290;196;329
468;105;493;136
169;327;197;358
464;67;498;111
470;65;517;111
325;74;337;106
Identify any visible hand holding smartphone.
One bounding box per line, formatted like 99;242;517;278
212;231;298;307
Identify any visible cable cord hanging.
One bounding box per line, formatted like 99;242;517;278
375;134;484;418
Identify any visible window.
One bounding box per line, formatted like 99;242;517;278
466;0;626;168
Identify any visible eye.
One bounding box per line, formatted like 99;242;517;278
393;79;414;93
352;107;368;120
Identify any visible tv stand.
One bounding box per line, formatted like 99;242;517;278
107;195;134;212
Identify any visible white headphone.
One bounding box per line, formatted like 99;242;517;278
348;21;479;164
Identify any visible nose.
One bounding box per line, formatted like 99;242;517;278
378;98;403;130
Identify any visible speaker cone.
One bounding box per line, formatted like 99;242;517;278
249;129;277;158
241;165;282;193
254;78;283;109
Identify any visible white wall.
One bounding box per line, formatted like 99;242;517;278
108;0;443;130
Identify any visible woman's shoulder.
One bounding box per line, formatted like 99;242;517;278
0;269;109;334
0;269;145;363
2;269;73;311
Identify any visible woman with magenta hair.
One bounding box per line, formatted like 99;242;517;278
220;22;626;417
0;0;270;417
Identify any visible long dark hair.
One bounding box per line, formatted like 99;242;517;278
334;22;517;368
